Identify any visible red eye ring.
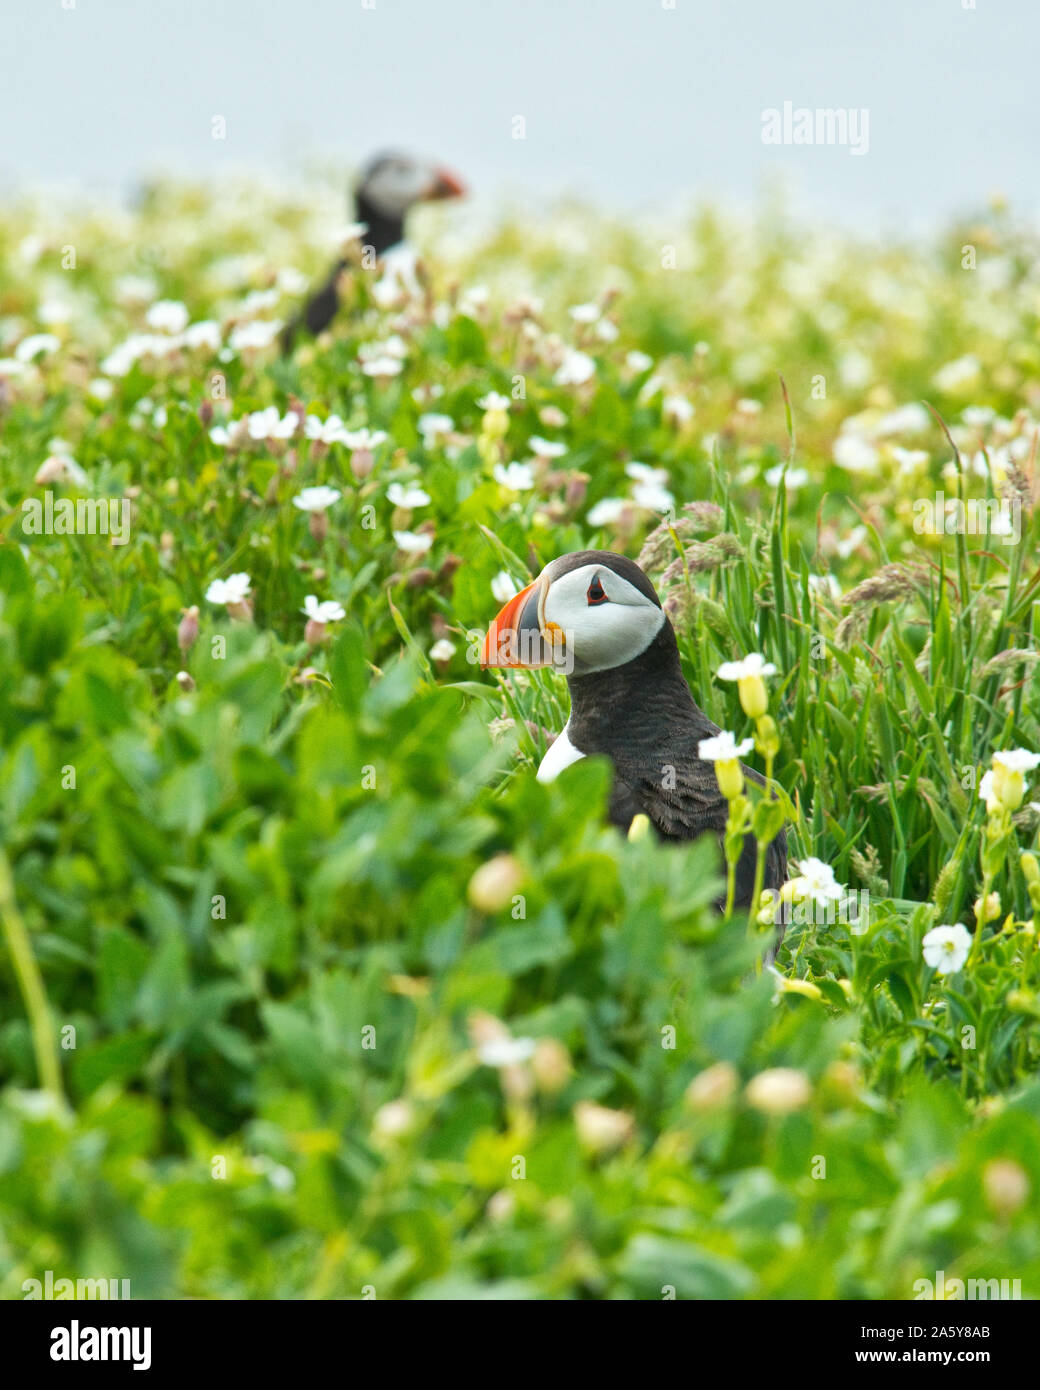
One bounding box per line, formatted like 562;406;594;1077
587;574;608;605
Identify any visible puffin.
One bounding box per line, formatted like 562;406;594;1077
481;549;788;912
281;151;466;351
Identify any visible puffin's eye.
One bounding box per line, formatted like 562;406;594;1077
586;574;608;605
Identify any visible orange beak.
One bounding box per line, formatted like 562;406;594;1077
425;166;467;201
481;578;558;669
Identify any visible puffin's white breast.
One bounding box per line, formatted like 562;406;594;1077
536;722;586;783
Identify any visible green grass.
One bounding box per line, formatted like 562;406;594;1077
1;181;1039;1298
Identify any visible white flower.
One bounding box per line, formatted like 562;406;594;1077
875;402;930;436
891;446;929;473
35;453;88;487
87;378;114;402
14;333;61;363
99;334;160;377
477;392;511;412
625;461;668;485
766;464;809;488
146;300;190;334
361;356;403;378
663;395;695;425
978;770;997;809
418;412;454;439
835;525;868;560
248;406;283;440
229;319;282;351
735;397;763;416
183;320;222;352
626;350;654;372
301;595;346;623
992;748;1040;774
807;573;841;600
698;732;754;762
479;1037;537;1067
568;302;600;324
340;426;388;451
553;348;596;386
393;530;433;554
833;433;879;472
387;482;431;508
304;413;351;446
293;486;342;513
528;435;567;458
922;923;972;975
38;300;72;325
933;355;981;393
493;462;535;491
429;638;456;663
717;653;777;682
339;221;369;244
491;571;519;604
631;481;674;512
114;274;157;304
205;572;252;605
587;497;628;527
240;288;280;315
276;266;309;295
460;285;489;314
792;857;844;905
209;425;231;446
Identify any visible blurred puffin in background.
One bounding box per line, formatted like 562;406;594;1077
481;549;788;912
281;150;466;351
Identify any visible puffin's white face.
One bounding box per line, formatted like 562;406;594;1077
542;562;664;674
359;154;466;220
481;554;666;676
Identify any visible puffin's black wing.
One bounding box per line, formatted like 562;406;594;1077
607;748;788;908
281;260;348;353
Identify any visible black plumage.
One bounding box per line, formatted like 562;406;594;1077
281;152;463;353
553;552;788;913
281;182;405;352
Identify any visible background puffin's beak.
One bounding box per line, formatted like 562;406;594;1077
425;167;467;200
481;578;554;668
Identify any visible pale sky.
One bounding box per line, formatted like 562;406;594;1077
3;0;1036;231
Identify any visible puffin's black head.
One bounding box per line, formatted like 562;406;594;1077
481;550;667;677
355;151;466;223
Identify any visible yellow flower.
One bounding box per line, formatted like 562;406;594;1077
684;1061;739;1112
745;1067;812;1115
698;732;753;801
717;653;777;720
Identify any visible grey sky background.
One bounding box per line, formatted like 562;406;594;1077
4;0;1035;233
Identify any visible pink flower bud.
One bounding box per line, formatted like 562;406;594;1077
350;447;374;479
565;472;589;509
177;605;200;652
304;617;327;645
34;456;66;485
